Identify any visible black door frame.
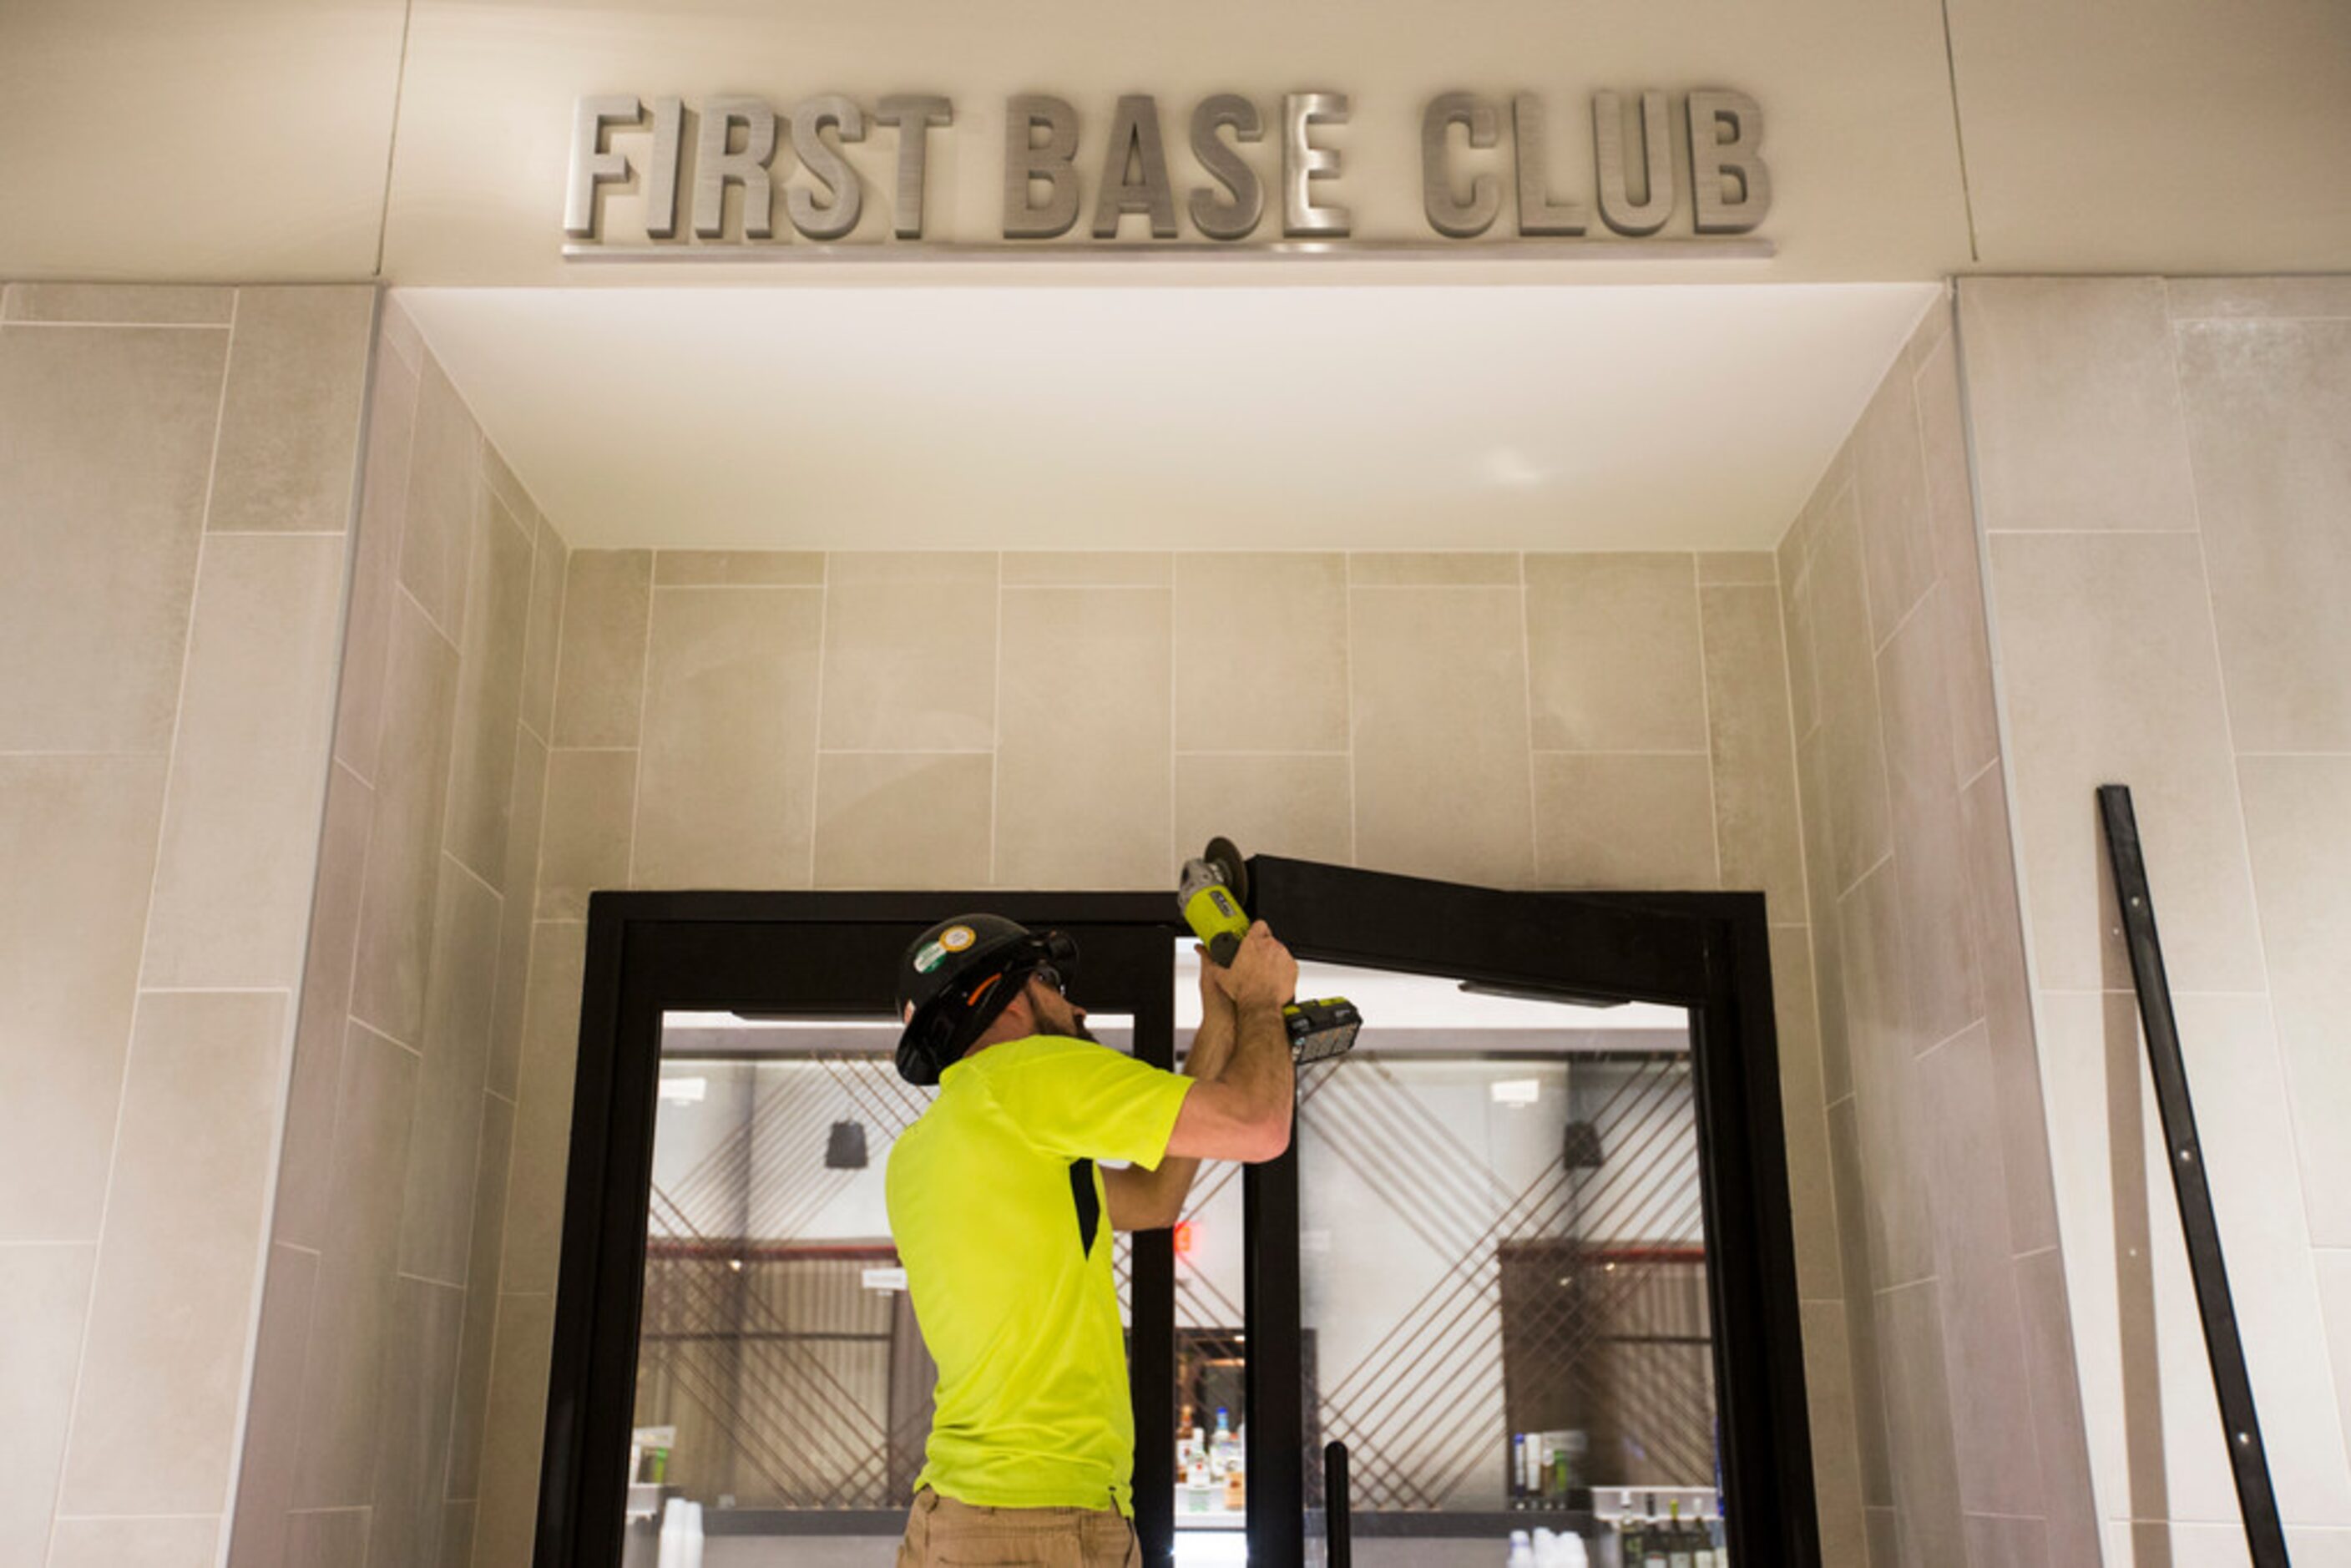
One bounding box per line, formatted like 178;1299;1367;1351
532;873;1817;1567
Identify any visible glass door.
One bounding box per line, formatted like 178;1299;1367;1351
539;873;1815;1567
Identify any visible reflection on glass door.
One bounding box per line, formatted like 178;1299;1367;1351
621;1011;1140;1565
1285;959;1725;1561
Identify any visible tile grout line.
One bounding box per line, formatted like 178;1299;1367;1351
1690;553;1725;891
1519;555;1541;884
1342;555;1360;867
622;554;655;890
44;288;243;1567
806;554;832;889
988;554;1004;886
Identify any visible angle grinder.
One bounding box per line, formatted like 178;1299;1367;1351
1178;837;1362;1065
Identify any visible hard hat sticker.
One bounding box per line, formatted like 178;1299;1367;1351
913;940;948;974
941;925;976;953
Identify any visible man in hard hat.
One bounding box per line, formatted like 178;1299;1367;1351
886;913;1297;1567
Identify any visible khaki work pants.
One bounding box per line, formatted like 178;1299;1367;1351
894;1487;1142;1567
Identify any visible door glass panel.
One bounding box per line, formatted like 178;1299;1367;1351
1267;957;1727;1563
625;1009;1136;1565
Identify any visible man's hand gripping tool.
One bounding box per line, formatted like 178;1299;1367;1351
1177;837;1362;1065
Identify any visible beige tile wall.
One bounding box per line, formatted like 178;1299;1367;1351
0;283;373;1566
470;541;1852;1560
1961;276;2351;1560
1778;291;2096;1566
226;300;571;1568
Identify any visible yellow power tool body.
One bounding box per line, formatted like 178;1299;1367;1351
1177;837;1361;1065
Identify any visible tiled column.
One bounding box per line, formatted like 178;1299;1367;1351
0;282;373;1568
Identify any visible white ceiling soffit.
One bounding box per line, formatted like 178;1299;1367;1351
400;281;1938;551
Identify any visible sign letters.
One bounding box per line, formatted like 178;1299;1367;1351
566;89;1770;252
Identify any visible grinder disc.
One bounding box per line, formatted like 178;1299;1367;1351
1201;836;1249;913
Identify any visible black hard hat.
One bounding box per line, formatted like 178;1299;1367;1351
893;914;1079;1085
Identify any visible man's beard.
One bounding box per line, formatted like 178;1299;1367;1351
1041;997;1096;1044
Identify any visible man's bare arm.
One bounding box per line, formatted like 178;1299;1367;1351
1164;923;1297;1164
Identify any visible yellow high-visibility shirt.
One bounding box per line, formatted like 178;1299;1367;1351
885;1033;1194;1515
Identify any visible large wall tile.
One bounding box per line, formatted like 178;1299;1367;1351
1772;928;1842;1304
1532;752;1716;890
1917;1027;2042;1517
349;594;462;1047
1849;366;1936;644
1959;278;2199;534
1350;585;1533;888
333;341;419;785
444;1096;515;1503
380;297;423;371
1701;584;1806;921
819;552;995;752
471;1293;555;1568
1828;1100;1893;1506
397;858;502;1287
1913;332;2001;783
398;358;483;643
500;927;585;1296
1838;862;1933;1288
206;286;374;534
59;991;286;1515
1874;1282;1965;1567
549;550;650;748
0;756;164;1242
2175;317;2351;753
994;587;1172;888
518;518;569;741
2318;1251;2351;1469
1797;727;1853;1102
0;323;222;751
1799;1300;1869;1568
635;587;822;889
1958;771;2059;1257
4;283;232;324
2237;756;2351;1247
2166;994;2351;1523
1863;1508;1897;1567
654;549;822;586
814;751;992;889
535;749;635;920
1172;753;1352;874
273;763;372;1252
439;1503;477;1568
282;1510;367;1568
487;730;549;1100
293;1023;420;1510
1779;519;1823;741
1172;553;1348;753
2033;991;2143;1523
1348;552;1518;586
48;1516;219;1568
442;499;535;886
1524;553;1706;752
1807;487;1894;894
364;1277;467;1568
0;1243;93;1568
1697;550;1775;585
1988;532;2266;993
142;534;346;988
1962;1514;2050;1568
1876;589;1984;1049
2166;276;2351;321
1000;551;1171;586
227;1244;318;1568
